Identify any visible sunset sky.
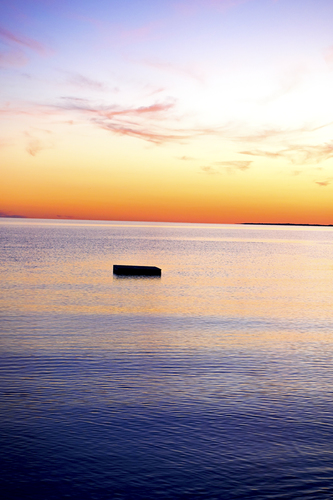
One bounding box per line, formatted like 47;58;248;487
1;0;333;223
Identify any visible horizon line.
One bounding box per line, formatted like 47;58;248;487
1;215;333;227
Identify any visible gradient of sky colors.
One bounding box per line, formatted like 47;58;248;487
1;0;333;223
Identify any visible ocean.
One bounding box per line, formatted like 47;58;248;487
1;218;333;499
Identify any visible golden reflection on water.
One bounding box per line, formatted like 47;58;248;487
1;219;333;322
3;266;332;322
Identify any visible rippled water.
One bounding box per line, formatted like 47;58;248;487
1;219;333;499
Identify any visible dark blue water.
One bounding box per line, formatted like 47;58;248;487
1;220;333;499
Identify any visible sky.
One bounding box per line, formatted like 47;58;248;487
1;0;333;224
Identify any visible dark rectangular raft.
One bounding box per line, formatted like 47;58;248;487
113;265;162;277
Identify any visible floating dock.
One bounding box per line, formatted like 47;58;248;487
113;265;162;277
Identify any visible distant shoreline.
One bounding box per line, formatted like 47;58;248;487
242;223;333;227
1;215;332;227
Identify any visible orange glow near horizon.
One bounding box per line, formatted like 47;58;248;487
2;141;333;224
1;1;333;225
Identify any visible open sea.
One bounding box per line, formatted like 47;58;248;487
1;218;333;500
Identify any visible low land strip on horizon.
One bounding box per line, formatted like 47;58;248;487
242;223;333;227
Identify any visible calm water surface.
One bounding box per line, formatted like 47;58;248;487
1;219;333;499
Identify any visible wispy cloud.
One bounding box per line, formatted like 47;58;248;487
55;97;223;144
0;27;46;54
1;97;221;146
238;123;333;166
66;73;107;91
201;160;251;175
59;97;175;117
116;102;175;116
0;26;48;68
241;149;282;159
237;130;286;143
0;103;61;118
95;118;221;144
241;143;333;164
25;130;53;157
97;123;190;143
178;155;195;160
200;165;220;174
315;179;331;187
236;123;327;144
214;160;252;171
26;138;43;156
144;87;166;97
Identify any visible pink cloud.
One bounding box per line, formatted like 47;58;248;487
58;99;178;139
59;98;175;118
56;97;223;145
108;102;175;117
97;122;192;144
0;26;46;55
0;26;49;68
94;119;220;145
